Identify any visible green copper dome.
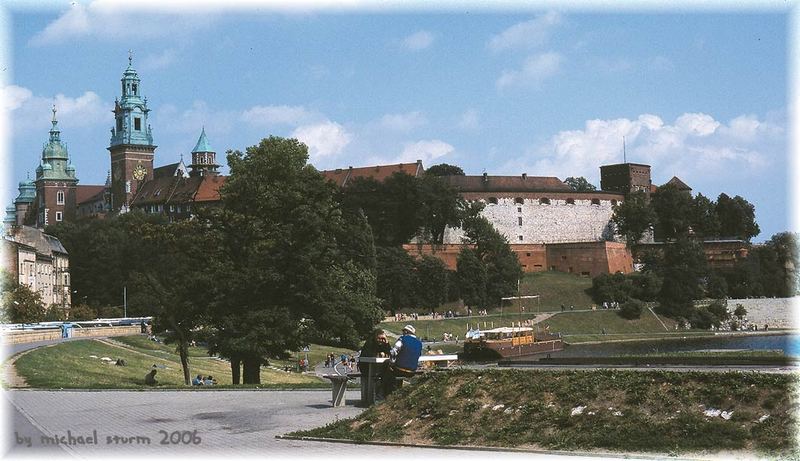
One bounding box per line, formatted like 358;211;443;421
15;179;36;204
192;127;214;153
36;106;78;182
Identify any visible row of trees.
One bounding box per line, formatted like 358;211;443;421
613;185;759;244
592;232;798;327
40;138;522;385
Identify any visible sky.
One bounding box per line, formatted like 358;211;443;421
0;1;795;242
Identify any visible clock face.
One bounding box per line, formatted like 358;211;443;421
133;164;147;181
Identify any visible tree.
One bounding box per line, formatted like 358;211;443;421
656;237;708;319
689;193;720;239
416;174;467;245
456;249;487;310
209;137;382;384
611;191;655;245
651;184;693;240
460;213;523;307
426;163;465;176
127;219;216;385
766;232;799;296
375;246;418;314
618;299;643;320
564;176;597;192
733;304;748;320
414;255;449;310
68;303;98;321
716;193;759;241
1;272;46;324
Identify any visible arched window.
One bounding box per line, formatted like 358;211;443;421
488;197;498;205
514;197;524;204
539;197;550;205
56;190;65;205
591;198;600;205
566;198;575;205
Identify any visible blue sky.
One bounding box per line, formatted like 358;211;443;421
1;2;794;242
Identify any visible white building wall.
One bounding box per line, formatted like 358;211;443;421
444;197;620;244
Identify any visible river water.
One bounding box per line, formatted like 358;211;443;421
536;333;799;359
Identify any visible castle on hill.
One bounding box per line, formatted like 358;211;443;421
6;55;747;279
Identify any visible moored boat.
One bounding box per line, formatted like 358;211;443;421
460;326;564;361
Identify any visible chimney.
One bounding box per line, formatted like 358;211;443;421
522;173;527;180
482;172;488;183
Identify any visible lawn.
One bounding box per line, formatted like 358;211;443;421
290;368;798;456
12;337;328;389
545;309;677;338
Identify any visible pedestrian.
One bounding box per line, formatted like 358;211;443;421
382;325;422;398
144;368;158;386
192;374;204;386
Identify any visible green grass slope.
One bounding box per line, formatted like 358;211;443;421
12;337;327;389
291;369;797;456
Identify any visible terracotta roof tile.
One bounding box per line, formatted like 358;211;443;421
194;175;226;202
442;175;572;193
75;185;106;205
320;161;423;186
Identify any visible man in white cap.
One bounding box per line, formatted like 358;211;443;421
382;324;423;397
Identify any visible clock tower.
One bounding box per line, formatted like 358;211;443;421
108;51;156;211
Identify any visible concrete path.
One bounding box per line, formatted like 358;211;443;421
1;388;625;460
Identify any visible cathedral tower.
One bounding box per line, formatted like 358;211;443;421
108;52;156;211
188;128;220;177
34;106;78;227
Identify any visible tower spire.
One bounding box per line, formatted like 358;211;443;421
128;49;133;66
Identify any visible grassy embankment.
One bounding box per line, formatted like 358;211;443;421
290;368;797;456
11;336;352;389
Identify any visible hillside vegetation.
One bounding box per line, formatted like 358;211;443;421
291;369;797;456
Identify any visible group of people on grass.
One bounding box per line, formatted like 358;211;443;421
192;374;217;386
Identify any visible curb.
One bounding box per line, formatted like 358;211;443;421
275;434;721;460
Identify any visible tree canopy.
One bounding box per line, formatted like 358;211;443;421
564;176;597;192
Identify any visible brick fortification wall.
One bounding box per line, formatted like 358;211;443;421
405;241;632;278
443;194;621;245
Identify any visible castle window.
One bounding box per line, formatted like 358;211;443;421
56;191;65;205
514;197;524;204
517;207;522;213
134;117;141;131
169;205;175;212
591;198;600;205
488;197;498;205
526;252;531;257
539;197;550;205
518;217;523;226
55;211;63;222
518;235;523;241
132;83;138;95
566;198;575;205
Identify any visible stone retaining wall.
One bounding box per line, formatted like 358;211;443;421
3;325;141;345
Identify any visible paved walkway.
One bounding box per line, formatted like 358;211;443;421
2;388;626;460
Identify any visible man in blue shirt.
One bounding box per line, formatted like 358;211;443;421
382;325;422;397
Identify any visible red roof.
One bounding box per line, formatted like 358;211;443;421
320;161;424;186
442;175;572;193
75;185;106;205
194;175;226;202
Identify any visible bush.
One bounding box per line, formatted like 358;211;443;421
618;299;643;320
69;304;98;321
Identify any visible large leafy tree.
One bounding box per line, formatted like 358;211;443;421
426;163;465;176
375;246;418;314
417;174;466;245
766;232;799;296
564;176;597;192
414;254;449;310
209;137;381;384
456;249;488;310
127;219;217;385
688;193;720;239
611;191;655;245
716;193;760;241
459;212;523;307
1;271;46;323
651;184;693;240
656;237;708;320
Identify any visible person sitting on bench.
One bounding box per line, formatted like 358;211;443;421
382;325;422;397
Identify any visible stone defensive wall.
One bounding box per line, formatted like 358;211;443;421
2;325;141;345
725;297;798;329
404;240;633;277
443;192;624;245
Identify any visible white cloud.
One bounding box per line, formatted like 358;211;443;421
488;12;561;52
30;2;214;46
140;48;178;72
458;109;480;130
2;85;107;133
496;52;562;90
403;31;435;51
292;121;351;159
500;112;783;187
379;111;427;132
396;139;454;164
241;105;317;126
155;101;237;135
